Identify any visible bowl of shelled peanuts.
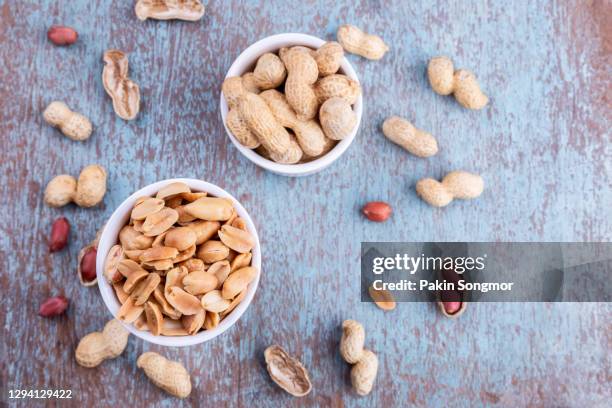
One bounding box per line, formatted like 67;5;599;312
220;33;363;177
96;179;261;347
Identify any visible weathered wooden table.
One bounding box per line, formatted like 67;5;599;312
1;1;610;407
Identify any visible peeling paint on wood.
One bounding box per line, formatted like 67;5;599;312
0;0;610;407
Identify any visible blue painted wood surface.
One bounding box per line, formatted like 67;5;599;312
0;0;610;407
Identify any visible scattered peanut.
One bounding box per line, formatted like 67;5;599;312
337;24;389;60
351;350;379;396
339;319;378;396
137;352;192;398
382;116;438;158
340;319;365;364
416;171;484;207
319;97;357;140
438;301;466;318
47;26;78;46
135;0;205;21
49;217;70;252
75;319;129;367
368;286;396;311
264;345;312;397
74;164;107;207
362;201;392;222
44;164;107;208
105;182;258;336
39;296;69;317
78;229;101;286
44;175;77;207
427;56;488;110
43;101;92;141
102;50;140;120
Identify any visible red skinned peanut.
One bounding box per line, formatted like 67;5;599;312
80;247;97;282
39;296;69;317
362;201;392;222
47;26;78;46
49;217;70;252
442;301;461;314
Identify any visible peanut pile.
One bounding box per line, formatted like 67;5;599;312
103;182;258;336
223;42;361;164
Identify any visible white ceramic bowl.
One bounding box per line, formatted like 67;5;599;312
220;33;363;177
96;178;261;347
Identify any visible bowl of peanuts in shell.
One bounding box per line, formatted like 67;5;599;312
220;33;363;176
96;179;261;347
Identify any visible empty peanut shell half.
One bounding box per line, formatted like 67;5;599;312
264;345;312;397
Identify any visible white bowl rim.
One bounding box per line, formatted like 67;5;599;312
219;32;363;176
96;178;262;347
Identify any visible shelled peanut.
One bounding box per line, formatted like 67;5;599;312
103;181;258;337
223;42;361;164
340;319;379;396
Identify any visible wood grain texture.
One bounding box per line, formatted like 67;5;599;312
0;0;610;407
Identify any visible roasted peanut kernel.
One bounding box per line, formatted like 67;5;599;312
200;290;231;313
180;258;205;272
230;253;252;272
196;240;229;263
142;208;179;237
131;273;161;306
221;266;257;299
188;220;221;245
231;217;248;231
181;309;205;335
134;314;150;331
104;245;125;283
218;225;255;253
220;289;247;317
182;270;218;295
165;266;188;295
203;311;220;330
120;225;154;250
142;259;174;271
207;260;231;289
176;206;197;224
183;197;233;221
166;286;203;315
144;301;164;336
164;227;197;251
113;282;130;304
139;246;179;263
117;259;149;293
165;195;183;209
161;319;190;336
131;197;165;220
153;285;182;320
151;230;170;247
156;182;191;200
180;192;207;202
173;245;196;263
117;297;145;323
